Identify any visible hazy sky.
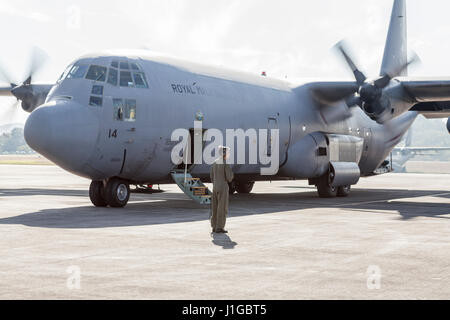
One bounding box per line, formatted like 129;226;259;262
1;0;450;125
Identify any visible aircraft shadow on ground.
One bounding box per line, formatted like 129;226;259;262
0;188;88;197
0;188;448;229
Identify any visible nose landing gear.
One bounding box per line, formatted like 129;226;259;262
89;178;130;207
235;181;255;194
89;181;107;207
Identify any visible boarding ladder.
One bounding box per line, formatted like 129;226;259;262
171;169;212;205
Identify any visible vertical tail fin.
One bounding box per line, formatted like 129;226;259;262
380;0;407;77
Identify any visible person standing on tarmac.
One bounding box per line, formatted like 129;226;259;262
210;146;234;233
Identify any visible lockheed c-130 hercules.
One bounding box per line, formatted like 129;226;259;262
0;0;449;208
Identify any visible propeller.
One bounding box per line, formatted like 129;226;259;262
334;40;420;123
0;47;49;113
0;100;21;124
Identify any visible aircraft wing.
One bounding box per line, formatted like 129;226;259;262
304;81;358;105
0;86;14;96
401;78;450;102
400;78;450;118
409;101;450;119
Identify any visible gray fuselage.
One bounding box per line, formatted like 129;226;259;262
24;52;416;184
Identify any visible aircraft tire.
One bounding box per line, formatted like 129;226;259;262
337;185;351;197
316;174;337;198
89;180;107;207
236;181;255;194
105;178;130;207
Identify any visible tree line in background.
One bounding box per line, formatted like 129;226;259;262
0;128;34;154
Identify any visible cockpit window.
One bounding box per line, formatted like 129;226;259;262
133;72;148;88
130;62;140;70
57;64;73;82
119;71;133;87
86;65;107;81
119;61;129;70
67;64;89;79
111;61;119;68
107;68;118;86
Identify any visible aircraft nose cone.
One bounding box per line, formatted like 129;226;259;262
24;106;52;152
24;101;100;175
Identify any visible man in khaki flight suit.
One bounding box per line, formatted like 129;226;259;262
210;146;234;233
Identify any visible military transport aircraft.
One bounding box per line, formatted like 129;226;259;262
390;129;450;173
0;0;450;207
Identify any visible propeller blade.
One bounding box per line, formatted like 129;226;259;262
22;46;49;85
374;52;421;89
345;94;362;108
0;99;21;123
0;62;16;87
319;101;353;125
334;40;367;85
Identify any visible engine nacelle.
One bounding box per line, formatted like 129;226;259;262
12;84;51;113
279;132;364;180
278;132;329;179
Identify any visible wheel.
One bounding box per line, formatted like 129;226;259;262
89;180;107;207
235;181;255;194
228;181;236;194
104;178;130;207
337;185;351;197
316;173;337;198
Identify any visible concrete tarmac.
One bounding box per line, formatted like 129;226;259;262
0;165;449;299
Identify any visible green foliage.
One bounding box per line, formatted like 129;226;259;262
410;116;450;148
408;116;450;161
0;128;34;154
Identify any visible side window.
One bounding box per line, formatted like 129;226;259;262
119;71;134;87
113;99;136;121
125;99;136;122
91;85;103;95
86;65;107;81
89;84;104;107
133;72;148;88
113;99;124;120
89;96;102;107
107;68;118;86
67;65;89;79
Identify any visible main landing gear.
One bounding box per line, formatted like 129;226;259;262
315;172;351;198
229;181;255;194
89;178;130;208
